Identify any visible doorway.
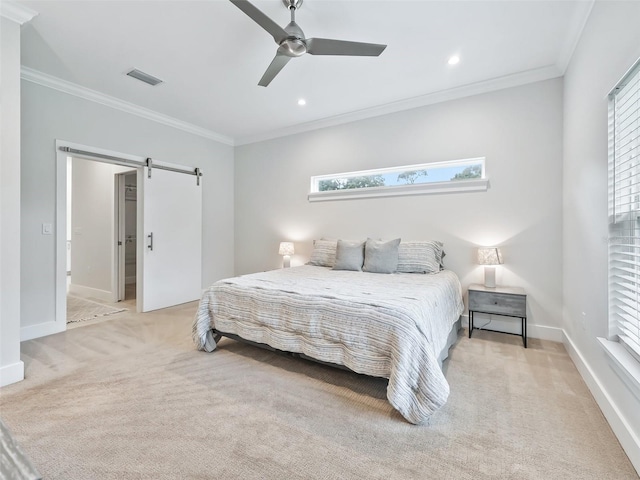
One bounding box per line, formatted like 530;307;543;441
55;140;203;330
66;156;137;324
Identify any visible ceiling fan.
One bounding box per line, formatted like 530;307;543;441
230;0;387;87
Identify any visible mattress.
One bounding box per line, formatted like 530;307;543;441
193;265;463;423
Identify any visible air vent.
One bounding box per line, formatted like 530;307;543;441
126;69;163;86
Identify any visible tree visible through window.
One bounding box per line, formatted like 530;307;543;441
318;175;385;191
397;170;428;184
451;164;482;180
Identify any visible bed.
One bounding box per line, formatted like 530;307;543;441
193;240;463;424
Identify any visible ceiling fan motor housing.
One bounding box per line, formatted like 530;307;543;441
282;0;303;9
281;21;306;57
280;38;307;57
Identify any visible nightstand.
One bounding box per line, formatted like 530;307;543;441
468;284;527;347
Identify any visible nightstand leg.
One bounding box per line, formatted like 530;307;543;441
522;317;527;348
469;311;473;338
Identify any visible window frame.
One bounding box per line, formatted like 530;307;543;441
308;157;488;202
602;56;640;399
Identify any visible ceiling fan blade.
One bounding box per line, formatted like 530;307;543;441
230;0;288;44
305;38;387;57
258;52;292;87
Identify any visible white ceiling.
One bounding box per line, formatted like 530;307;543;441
17;0;593;145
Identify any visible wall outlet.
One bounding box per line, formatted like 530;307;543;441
42;223;52;235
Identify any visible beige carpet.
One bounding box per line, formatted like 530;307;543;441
1;302;637;479
66;295;126;324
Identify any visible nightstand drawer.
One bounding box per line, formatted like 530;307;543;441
469;290;526;317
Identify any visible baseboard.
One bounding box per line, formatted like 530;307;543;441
21;319;66;342
563;330;640;475
0;360;24;387
461;314;563;342
68;284;112;303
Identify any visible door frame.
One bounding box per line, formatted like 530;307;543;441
55;140;147;327
54;139;201;326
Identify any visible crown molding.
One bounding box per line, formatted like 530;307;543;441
556;0;594;74
0;1;38;25
235;65;563;146
20;66;235;146
22;62;563;149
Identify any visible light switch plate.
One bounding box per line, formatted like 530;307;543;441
42;223;52;235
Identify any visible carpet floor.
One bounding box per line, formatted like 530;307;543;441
0;302;637;479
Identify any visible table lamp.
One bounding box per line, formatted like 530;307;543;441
279;242;294;268
477;247;503;288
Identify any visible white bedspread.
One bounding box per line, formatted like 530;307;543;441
193;265;463;424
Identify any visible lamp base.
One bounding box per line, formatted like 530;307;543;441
484;266;496;288
283;255;291;268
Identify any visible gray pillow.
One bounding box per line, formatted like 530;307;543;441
363;238;401;274
333;240;365;271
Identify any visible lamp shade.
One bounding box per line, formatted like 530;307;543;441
477;247;503;265
278;242;295;256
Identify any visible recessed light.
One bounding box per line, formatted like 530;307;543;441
448;55;460;66
297;99;306;106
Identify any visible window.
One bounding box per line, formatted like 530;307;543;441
609;59;640;364
309;157;488;202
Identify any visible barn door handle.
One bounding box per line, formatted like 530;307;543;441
147;232;153;251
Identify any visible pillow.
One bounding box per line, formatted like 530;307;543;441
333;239;365;271
363;238;401;274
396;240;444;274
307;239;337;267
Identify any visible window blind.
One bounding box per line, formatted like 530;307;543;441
610;60;640;363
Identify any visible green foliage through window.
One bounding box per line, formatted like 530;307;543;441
451;165;482;180
318;175;385;191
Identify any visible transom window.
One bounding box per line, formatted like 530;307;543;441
309;157;487;202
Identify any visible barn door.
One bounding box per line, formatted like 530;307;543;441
139;166;202;312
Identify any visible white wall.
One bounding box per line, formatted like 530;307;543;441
70;158;130;299
235;78;564;339
562;0;640;470
0;17;25;386
20;80;235;331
